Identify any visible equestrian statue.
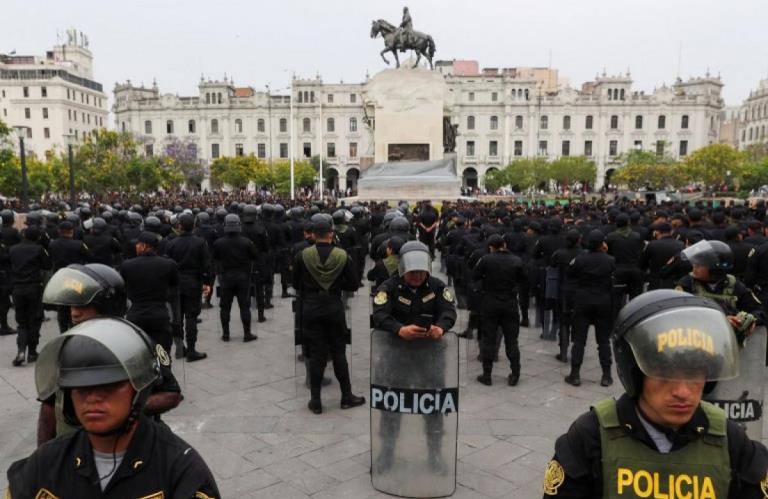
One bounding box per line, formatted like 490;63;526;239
371;7;436;70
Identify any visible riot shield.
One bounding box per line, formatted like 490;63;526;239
370;329;459;498
705;326;767;438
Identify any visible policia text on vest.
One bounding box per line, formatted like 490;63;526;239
370;385;458;415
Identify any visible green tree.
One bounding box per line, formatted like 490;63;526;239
740;160;768;192
548;156;596;190
682;144;744;191
484;168;508;192
210;155;262;190
272;159;316;195
504;157;550;192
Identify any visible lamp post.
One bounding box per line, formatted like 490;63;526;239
63;133;76;208
289;73;295;200
318;90;324;201
13;126;30;211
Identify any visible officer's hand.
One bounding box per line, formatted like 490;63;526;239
202;285;212;297
399;324;428;340
428;325;444;339
727;315;742;329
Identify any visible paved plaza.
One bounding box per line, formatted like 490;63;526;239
2;260;650;498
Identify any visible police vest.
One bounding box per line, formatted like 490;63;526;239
690;274;738;310
594;398;731;499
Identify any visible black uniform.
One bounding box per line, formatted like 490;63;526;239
212;233;258;339
9;239;51;356
242;221;270;319
7;415;219;498
640;235;684;290
606;227;645;299
550;246;586;360
48;236;93;333
120;252;179;352
416;205;440;257
83;232;122;267
0;225;21;334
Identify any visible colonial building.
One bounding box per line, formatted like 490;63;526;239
0;29;108;156
737;79;768;150
113;61;724;192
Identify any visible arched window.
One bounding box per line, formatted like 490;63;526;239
467;115;475;130
257;118;265;133
211;119;219;134
658;115;666;129
540;115;548;130
327;117;335;132
610;115;619;129
188;120;196;134
490;116;498;130
235;119;243;134
613;89;619;100
303;117;311;133
749;128;753;141
279;118;287;133
635;115;643;129
205;93;210;104
515;115;523;129
608;89;613;101
518;89;523;98
563;115;571;130
524;89;529;100
349;117;357;132
297;92;303;103
585;115;594;130
762;125;766;139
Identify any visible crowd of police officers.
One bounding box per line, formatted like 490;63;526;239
3;195;768;496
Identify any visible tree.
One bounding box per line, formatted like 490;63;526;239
162;138;205;188
272;159;316;195
504;158;550;192
682;144;744;191
740;160;768;192
484;168;508;192
210;155;262;190
548;156;596;190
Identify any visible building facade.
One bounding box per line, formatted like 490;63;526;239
737;79;768;150
114;62;724;192
0;29;108;157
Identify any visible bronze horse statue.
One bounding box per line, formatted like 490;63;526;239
370;19;436;70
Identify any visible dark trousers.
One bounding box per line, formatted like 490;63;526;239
13;284;43;353
56;305;72;334
302;301;352;400
570;302;613;370
418;230;436;257
180;287;202;345
0;284;13;329
219;277;252;335
480;297;520;375
130;316;172;353
615;266;644;299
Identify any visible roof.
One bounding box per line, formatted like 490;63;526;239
234;87;254;97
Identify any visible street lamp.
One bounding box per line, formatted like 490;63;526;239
13;125;31;211
284;69;296;201
63;133;76;208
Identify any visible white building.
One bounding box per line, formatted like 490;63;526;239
114;62;724;192
0;29;108;157
737;79;768;150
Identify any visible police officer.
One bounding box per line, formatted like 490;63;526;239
84;217;122;267
416;200;440;258
543;290;768;498
292;217;365;414
6;318;218;497
48;220;93;333
639;222;684;290
565;229;616;387
371;240;457;472
212;214;258;342
194;210;218;309
9;226;51;366
0;208;21;336
164;213;211;361
367;236;404;292
606;214;645;300
474;234;524;386
38;263;182;446
120;231;180;353
241;204;270;323
550;230;585;363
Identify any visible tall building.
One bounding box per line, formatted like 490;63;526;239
114;62;724;192
737;79;768;150
0;29;108;157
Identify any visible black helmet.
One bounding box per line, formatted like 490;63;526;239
390;217;410;233
196;211;210;225
90;217;108;235
173;205;183;214
681;240;734;271
274;204;285;217
43;263;127;317
332;209;346;225
310;213;333;233
0;209;14;226
228;202;240;214
215;207;228;222
350;206;364;218
25;211;43;226
144;216;162;233
290;206;304;218
127;212;142;226
612;290;739;397
224;214;242;233
242;204;259;223
101;211;113;223
178;213;195;232
261;203;274;218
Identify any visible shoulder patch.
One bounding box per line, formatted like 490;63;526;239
761;472;768;498
155;344;171;367
194;493;213;499
34;490;60;499
373;291;388;306
543;459;565;496
442;287;455;303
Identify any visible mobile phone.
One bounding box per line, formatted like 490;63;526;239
415;314;432;331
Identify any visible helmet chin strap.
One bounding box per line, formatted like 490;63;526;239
88;390;147;437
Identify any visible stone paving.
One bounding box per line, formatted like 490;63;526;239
1;260;635;498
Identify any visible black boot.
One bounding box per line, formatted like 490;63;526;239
340;393;366;409
26;348;38;363
477;363;492;385
173;336;186;359
221;324;230;342
186;342;207;362
601;367;613;387
507;373;519;386
564;366;581;386
12;350;24;367
308;398;323;414
243;326;258;342
257;311;266;323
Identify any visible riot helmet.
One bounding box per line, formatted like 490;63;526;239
178;213;195;232
215;207;228;222
43;263;127;318
390;217;410;233
274;204;286;218
196;211;210;225
681;240;734;271
241;204;259;223
612;289;739;397
127;212;142;227
398;241;431;275
332;209;347;226
144;216;162;233
90;217;107;235
1;209;14;226
224;214;241;233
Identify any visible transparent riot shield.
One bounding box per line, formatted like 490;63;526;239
706;326;767;438
370;329;459;498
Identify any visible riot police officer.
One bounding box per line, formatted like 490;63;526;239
639;222;684;290
6;318;219;497
0;208;20;336
48;220;93;333
241;204;270;323
543;290;768;498
84;217;122;267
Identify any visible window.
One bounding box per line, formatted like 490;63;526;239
585;115;594;130
515;115;523;129
514;140;523;156
563;115;571;130
349;117;357;132
42;108;48;119
41;87;47;98
634;140;643;150
211;143;220;158
257;143;266;158
350;94;356;104
145;144;154;157
166;120;174;135
73;111;77;122
87;114;91;125
257;119;265;133
538;140;548;155
211;119;219;134
86;95;90;105
67;89;70;99
75;129;79;138
327;94;334;104
584;140;593;156
635;115;643;129
24;108;30;119
679;140;688;156
280;118;287;133
303;142;311;158
205;93;210;104
491;92;498;102
610;115;619;129
466;140;475;156
656;141;665;156
327;142;336;158
540;115;548;130
467;116;475;130
468;92;475;102
681;115;689;129
489;140;498;156
609;140;618;156
742;130;747;142
658;115;666;129
349;142;358;158
144;120;152;134
235;143;244;157
749;128;753;141
303;117;311;133
23;87;29;97
327;117;335;132
235;119;243;134
188;120;196;134
490;116;498;130
217;93;222;104
620;89;625;100
297;92;302;104
43;127;50;139
310;91;315;103
280;143;288;158
562;140;570;156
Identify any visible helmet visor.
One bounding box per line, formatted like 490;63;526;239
680;240;717;267
43;267;103;306
399;251;431;275
625;306;739;382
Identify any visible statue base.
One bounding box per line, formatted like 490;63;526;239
355;156;461;201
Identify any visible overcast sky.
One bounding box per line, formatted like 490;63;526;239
3;0;767;107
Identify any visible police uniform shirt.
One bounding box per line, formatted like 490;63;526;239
120;252;179;322
211;234;258;275
567;251;615;304
675;274;764;320
372;275;457;335
48;237;91;271
164;232;211;284
472;249;523;298
7;415;219;498
542;394;768;498
83;233;122;267
9;241;51;285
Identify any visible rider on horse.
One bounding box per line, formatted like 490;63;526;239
397;7;413;51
